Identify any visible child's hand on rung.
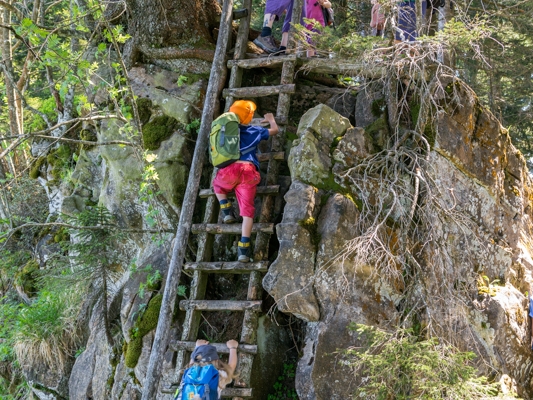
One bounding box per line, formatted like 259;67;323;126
226;339;239;350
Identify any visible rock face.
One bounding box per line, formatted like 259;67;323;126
26;65;533;400
264;81;533;399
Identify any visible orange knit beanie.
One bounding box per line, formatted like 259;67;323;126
229;100;256;125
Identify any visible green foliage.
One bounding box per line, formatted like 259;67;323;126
5;288;82;372
139;152;162;229
28;97;58;131
477;275;501;297
138;268;162;299
185;118;200;134
343;324;505;399
142;115;180;150
267;363;298;400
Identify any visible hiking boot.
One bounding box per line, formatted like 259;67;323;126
253;35;278;54
220;202;237;224
223;210;237;224
238;241;251;263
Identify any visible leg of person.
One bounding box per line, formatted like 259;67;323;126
212;166;239;224
277;0;304;54
233;164;261;263
253;0;289;53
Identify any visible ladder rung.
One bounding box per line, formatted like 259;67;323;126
170;340;258;354
199;185;280;198
232;8;248;20
179;300;262;312
227;54;297;69
222;84;295;99
221;388;253;397
184;261;269;273
250;116;288;125
257;152;284;162
161;385;253;398
191;223;274;235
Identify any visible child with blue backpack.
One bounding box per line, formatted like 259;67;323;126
212;100;278;263
175;339;239;400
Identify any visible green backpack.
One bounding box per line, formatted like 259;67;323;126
209;112;241;168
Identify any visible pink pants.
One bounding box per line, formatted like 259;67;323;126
213;162;261;218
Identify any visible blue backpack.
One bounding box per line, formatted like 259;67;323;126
174;364;219;400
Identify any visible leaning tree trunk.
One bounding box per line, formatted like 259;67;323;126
124;0;220;64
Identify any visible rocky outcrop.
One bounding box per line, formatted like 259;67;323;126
265;81;533;399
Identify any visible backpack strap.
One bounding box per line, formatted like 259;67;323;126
219;125;226;146
240;146;256;156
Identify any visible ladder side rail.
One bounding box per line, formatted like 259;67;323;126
226;0;253;109
141;0;235;397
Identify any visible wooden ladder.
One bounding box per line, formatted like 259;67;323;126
164;0;302;398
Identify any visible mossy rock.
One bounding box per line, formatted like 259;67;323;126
124;293;163;368
14;259;39;296
47;144;74;183
80;129;97;142
124;336;143;368
142;116;181;151
53;227;70;243
136;98;153;125
29;156;47;179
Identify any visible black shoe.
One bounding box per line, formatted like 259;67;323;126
253;35;278;54
238;241;251;262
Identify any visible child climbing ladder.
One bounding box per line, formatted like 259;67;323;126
211;100;279;262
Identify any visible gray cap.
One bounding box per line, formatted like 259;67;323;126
190;344;219;362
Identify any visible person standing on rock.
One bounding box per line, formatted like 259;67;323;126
212;100;278;262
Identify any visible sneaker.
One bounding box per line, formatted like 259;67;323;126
253;35;278;54
223;210;237;224
238;241;251;263
220;202;237;224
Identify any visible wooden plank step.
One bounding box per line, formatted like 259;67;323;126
221;388;253;398
199;185;279;198
184;261;269;273
169;340;258;354
161;386;252;398
191;223;274;235
257;152;284;162
179;300;262;312
250;116;288;125
222;84;295;99
227;54;297;69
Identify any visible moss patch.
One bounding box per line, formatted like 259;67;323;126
29;156;47;179
47;144;73;184
14;259;39;296
80;129;97;142
53;227;70;243
136;98;153;125
124;294;163;368
142;116;180;150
